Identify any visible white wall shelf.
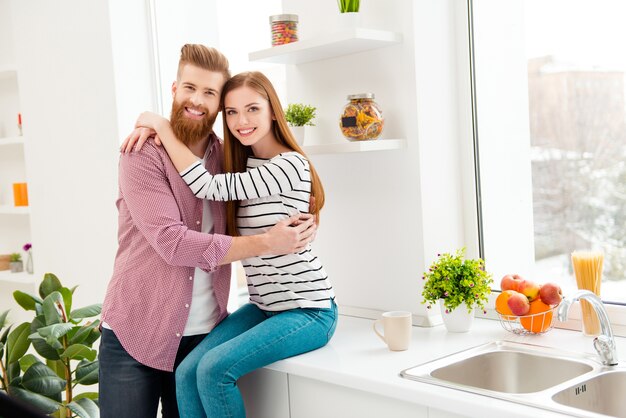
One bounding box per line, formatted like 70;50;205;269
0;64;17;79
0;136;24;146
0;270;35;284
304;138;406;155
0;205;30;215
248;28;403;64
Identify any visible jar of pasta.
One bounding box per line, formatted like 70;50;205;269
269;14;298;46
339;93;384;141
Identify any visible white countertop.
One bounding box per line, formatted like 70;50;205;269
263;313;626;418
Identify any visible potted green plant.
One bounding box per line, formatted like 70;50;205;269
0;273;102;417
338;0;360;13
284;103;316;146
9;253;23;273
421;248;493;332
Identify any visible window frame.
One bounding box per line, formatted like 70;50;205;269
465;0;626;335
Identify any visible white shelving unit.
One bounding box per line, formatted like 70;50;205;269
304;138;406;155
0;135;24;146
249;28;402;64
0;205;30;215
0;64;17;80
250;28;406;154
0;269;35;284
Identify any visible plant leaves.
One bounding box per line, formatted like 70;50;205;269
60;344;96;362
1;323;13;344
39;273;63;299
37;323;74;340
47;359;66;380
30;335;61;360
19;353;42;372
76;360;99;385
70;304;102;321
60;287;73;319
0;309;9;328
70;320;100;346
8;385;61;414
21;362;67;396
42;291;64;326
73;391;99;401
83;327;102;346
7;360;21;384
7;322;31;364
68;397;99;418
13;290;43;311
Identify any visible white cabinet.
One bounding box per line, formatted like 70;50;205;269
240;368;290;418
248;28;406;155
288;375;426;418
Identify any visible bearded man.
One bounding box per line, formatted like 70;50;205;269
99;44;317;418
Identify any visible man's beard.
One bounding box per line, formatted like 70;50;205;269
170;100;217;146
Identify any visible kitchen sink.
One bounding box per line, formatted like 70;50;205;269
401;340;595;394
399;340;625;417
552;371;626;417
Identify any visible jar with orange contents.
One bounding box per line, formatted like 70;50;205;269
339;93;384;141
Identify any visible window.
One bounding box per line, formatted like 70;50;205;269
471;0;626;307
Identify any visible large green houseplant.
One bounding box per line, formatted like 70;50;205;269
0;273;101;417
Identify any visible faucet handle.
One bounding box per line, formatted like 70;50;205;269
594;335;619;366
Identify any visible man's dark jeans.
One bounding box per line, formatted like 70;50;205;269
99;328;206;418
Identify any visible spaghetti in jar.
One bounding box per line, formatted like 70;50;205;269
339;93;384;141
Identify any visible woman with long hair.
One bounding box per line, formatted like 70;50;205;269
125;71;336;417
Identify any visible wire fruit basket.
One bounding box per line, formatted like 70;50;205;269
496;303;560;335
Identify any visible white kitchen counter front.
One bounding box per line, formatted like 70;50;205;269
256;313;625;418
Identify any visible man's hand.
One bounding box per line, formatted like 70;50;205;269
265;213;317;255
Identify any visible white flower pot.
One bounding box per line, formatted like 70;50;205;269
440;300;475;333
290;126;305;146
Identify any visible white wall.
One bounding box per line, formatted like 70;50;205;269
281;0;473;322
11;0;120;306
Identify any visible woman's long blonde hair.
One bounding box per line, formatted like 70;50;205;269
221;71;325;236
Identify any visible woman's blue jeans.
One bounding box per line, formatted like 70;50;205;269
175;301;338;418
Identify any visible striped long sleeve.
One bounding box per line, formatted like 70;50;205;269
180;152;310;202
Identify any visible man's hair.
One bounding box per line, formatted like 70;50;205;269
177;44;230;82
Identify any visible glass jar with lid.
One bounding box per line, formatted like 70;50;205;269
269;14;298;46
339;93;384;141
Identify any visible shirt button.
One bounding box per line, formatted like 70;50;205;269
196;220;201;225
176;333;181;337
189;276;193;280
185;304;190;308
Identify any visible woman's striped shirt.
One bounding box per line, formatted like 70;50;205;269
180;151;334;311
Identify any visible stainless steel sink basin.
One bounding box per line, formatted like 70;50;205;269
400;340;616;417
552;371;626;417
402;340;594;394
429;348;593;393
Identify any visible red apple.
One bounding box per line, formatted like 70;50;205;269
500;274;523;292
539;282;563;306
517;279;541;302
507;291;530;316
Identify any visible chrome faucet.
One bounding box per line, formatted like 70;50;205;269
557;289;618;366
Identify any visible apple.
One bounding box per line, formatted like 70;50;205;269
507;291;530;316
539;282;563;305
517;279;541;301
500;274;523;292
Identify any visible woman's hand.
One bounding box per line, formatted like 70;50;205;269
136;111;169;132
120;127;160;153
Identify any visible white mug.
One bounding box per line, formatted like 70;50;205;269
373;311;412;351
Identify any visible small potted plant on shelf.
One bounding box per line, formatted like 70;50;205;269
9;253;23;273
421;248;493;332
284;103;316;146
338;0;360;13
